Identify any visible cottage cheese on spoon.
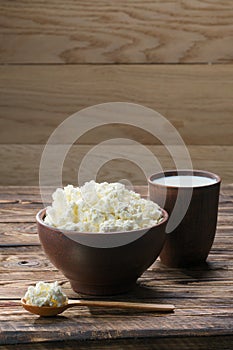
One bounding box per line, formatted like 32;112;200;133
44;181;162;232
24;281;68;307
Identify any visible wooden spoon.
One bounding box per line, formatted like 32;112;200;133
21;298;174;317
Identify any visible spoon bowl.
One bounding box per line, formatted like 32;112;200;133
21;299;69;316
21;298;175;317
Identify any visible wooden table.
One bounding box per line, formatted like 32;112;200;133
1;186;233;349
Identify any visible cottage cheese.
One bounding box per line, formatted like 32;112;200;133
44;181;163;232
24;281;68;307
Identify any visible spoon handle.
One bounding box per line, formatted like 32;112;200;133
68;300;175;312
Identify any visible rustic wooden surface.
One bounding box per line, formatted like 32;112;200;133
0;185;233;348
0;0;233;64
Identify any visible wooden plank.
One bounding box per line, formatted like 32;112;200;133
0;314;233;345
0;186;50;197
0;223;39;246
1;336;233;350
0;207;38;223
0;1;233;64
0;145;232;186
0;65;233;145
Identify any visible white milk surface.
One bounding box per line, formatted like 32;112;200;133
152;175;217;187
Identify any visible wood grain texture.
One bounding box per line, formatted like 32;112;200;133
0;0;233;64
0;223;39;245
1;315;232;345
0;185;233;345
0;145;232;186
1;336;233;350
0;65;233;145
0;0;233;342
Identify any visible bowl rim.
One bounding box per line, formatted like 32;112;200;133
36;207;168;236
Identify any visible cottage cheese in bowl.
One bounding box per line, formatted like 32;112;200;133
36;182;168;294
44;181;163;233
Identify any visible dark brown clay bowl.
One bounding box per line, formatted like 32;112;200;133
37;208;168;296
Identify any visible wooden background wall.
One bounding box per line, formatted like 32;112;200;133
0;0;232;185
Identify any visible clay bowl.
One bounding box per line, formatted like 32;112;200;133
36;208;168;296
